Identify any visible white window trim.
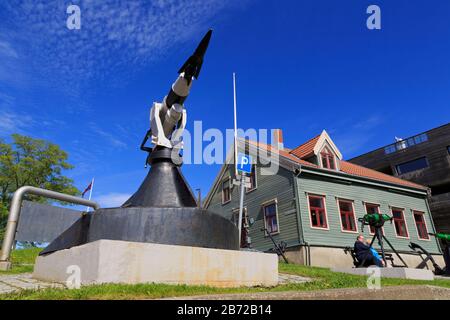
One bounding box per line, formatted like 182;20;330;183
411;209;431;241
318;143;340;171
232;207;248;227
336;198;359;234
390;206;410;240
262;198;280;236
306;193;330;231
245;164;257;194
221;176;231;205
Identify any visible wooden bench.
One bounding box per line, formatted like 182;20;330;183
344;246;400;268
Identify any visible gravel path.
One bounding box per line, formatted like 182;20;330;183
165;285;450;300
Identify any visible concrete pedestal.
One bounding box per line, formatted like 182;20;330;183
331;267;435;281
33;240;278;288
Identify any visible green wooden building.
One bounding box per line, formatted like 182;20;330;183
204;130;443;268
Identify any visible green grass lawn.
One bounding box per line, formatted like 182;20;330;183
1;254;449;300
0;247;41;274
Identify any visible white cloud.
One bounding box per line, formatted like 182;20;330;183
96;192;131;208
0;0;241;88
0;110;34;135
0;41;18;59
89;123;127;149
330;114;385;158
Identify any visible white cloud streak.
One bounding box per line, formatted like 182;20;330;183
0;0;241;89
89;122;128;149
332;114;384;158
0;110;34;135
96;192;131;208
0;41;18;59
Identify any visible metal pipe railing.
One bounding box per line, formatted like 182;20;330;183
0;186;100;267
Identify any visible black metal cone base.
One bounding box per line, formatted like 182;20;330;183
122;148;197;208
40;147;239;256
40;207;239;255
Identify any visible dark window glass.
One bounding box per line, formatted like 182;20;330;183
395;157;428;175
309;196;324;209
321;147;336;170
392;208;408;237
232;208;249;247
264;203;278;234
309;196;328;228
413;211;429;239
247;165;256;191
385;145;396;154
414;133;428;144
338;200;356;231
447;146;450;155
384;133;428;155
222;179;230;203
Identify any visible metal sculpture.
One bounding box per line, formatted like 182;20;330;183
39;30;239;256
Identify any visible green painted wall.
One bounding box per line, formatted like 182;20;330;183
206;162;441;255
296;173;441;254
206;164;301;251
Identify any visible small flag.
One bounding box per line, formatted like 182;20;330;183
82;181;93;198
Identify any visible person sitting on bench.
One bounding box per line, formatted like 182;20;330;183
354;235;384;267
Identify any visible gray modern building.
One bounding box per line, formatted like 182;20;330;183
204;130;442;268
349;123;450;234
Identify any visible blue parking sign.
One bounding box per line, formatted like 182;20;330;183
237;153;252;174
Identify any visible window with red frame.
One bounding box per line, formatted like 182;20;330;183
364;203;383;235
246;165;257;192
222;178;231;203
338;200;357;232
308;195;328;228
320;147;336;170
263;202;279;234
232;208;249;248
392;208;408;237
413;211;429;239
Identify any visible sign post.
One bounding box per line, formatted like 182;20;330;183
236;153;252;248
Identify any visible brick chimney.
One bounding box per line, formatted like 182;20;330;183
272;129;284;150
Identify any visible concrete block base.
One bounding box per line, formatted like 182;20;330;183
331;267;434;281
33;240;279;288
0;261;12;271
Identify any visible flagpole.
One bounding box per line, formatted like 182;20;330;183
233;73;245;248
86;177;95;212
233;72;238;177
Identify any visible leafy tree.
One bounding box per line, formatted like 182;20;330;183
0;134;79;242
0;201;7;243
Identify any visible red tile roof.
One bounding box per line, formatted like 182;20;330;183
246;139;317;167
289;134;321;159
243;138;427;191
339;161;426;190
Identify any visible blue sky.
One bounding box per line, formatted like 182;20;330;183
1;0;449;207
